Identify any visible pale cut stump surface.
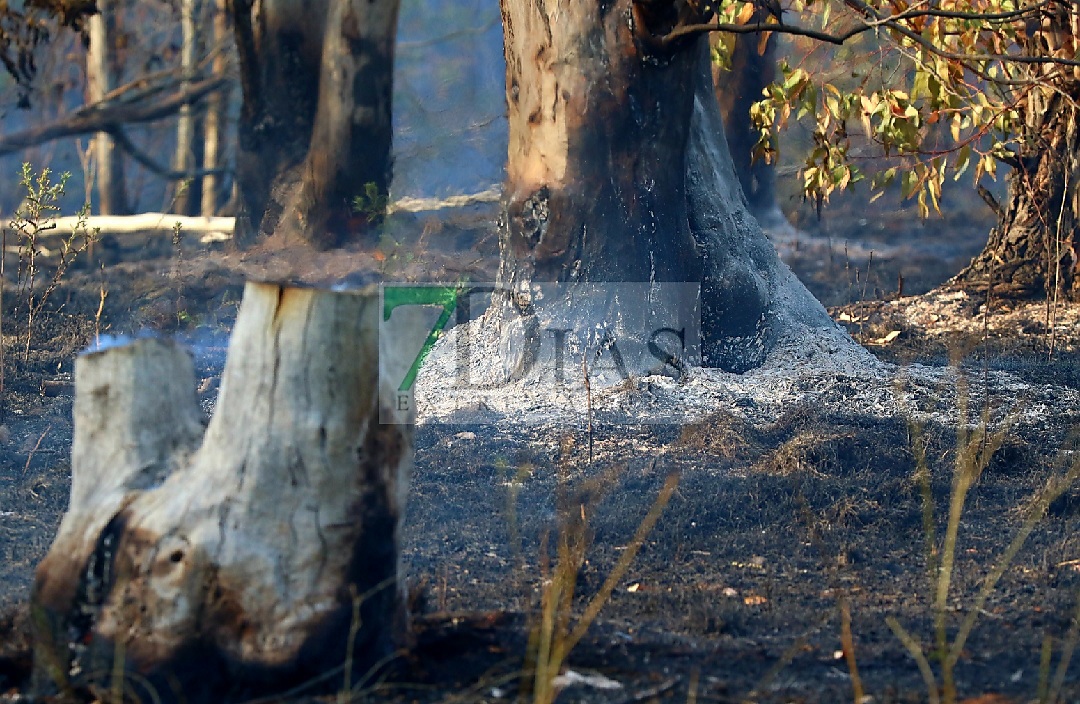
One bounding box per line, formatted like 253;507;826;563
30;282;414;702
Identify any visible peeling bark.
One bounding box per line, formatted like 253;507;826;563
31;283;414;702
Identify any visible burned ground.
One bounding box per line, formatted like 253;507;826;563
1;203;1080;702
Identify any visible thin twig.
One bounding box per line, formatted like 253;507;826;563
109;127;232;182
664;0;1053;65
582;352;593;466
1046;120;1071;361
840;599;865;702
887;616;941;704
976;184;1003;218
22;423;51;478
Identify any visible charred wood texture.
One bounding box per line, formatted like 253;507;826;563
232;0;399;248
953;105;1080;299
499;0;839;372
31;283;414;702
953;0;1080;300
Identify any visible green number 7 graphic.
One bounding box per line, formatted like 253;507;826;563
382;285;462;392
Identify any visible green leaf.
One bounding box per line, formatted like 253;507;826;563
954;144;971;180
901;169;918;200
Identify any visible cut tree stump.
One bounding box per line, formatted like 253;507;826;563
30;281;414;702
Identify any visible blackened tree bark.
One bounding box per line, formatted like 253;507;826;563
714;25;783;226
231;0;399;248
497;0;848;373
951;4;1080;300
956;109;1080;300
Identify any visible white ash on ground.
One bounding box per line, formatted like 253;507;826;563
414;316;1079;438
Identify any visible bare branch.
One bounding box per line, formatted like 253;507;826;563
663;1;1080;74
872;1;1048;24
0;73;229;156
843;0;1080;68
108;127;231;181
977;183;1003;217
662;20;866;46
95;41;230;106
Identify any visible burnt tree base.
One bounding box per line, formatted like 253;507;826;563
950;61;1079;301
31;282;414;703
687;51;846;371
492;1;859;378
232;0;400;248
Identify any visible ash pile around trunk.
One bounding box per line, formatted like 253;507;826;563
416;318;1078;442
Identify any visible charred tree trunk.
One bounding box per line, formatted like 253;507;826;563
497;0;846;373
31;283;414;702
714;26;784;226
955;110;1080;300
953;70;1079;298
953;1;1080;300
232;0;399;248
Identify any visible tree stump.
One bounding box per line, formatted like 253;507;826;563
31;282;414;702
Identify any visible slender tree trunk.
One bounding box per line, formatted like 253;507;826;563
172;0;199;215
497;0;844;373
86;0;127;215
31;283;415;702
714;25;784;226
200;0;229;217
232;0;399;248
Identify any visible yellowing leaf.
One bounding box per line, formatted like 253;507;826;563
758;31;772;55
736;2;755;25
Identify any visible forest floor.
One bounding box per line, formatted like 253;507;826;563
1;193;1079;703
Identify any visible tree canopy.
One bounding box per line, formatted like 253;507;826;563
0;0;96;104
